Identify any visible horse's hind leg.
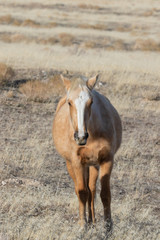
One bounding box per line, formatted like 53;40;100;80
99;160;113;230
87;166;98;223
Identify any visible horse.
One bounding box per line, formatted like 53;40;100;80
52;74;122;229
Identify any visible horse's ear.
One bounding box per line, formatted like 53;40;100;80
87;74;99;90
60;75;71;91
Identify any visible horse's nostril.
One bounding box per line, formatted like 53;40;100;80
74;132;78;140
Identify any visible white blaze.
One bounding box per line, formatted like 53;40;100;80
75;90;90;138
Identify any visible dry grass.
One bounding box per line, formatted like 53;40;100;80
58;33;75;46
0;15;21;26
142;10;154;17
0;33;75;47
78;4;101;10
0;15;57;28
0;0;160;239
21;19;40;28
84;41;97;49
0;62;15;86
134;39;160;51
19;75;64;102
1;69;160;240
1;33;160;52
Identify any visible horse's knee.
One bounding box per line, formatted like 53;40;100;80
78;189;88;204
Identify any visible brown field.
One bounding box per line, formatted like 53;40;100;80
0;0;160;239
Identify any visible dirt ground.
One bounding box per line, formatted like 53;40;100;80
0;1;160;239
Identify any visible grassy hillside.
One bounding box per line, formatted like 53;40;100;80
0;1;159;239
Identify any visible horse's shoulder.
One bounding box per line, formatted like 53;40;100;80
56;96;67;114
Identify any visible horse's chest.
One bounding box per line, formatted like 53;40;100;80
77;144;110;166
80;151;98;166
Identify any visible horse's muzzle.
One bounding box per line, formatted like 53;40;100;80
74;132;89;145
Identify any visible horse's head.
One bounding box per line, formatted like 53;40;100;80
61;75;99;145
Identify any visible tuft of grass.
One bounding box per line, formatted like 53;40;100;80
112;39;126;50
0;62;15;86
0;33;30;43
0;15;57;28
0;15;17;25
116;24;132;32
37;37;58;45
84;41;97;48
0;15;21;26
58;33;75;46
19;75;64;102
142;10;154;17
134;39;160;51
142;91;160;101
21;19;40;28
5;90;14;98
78;4;101;10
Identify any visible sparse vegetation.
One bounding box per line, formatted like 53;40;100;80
19;75;64;102
0;62;15;86
58;33;75;46
134;38;160;51
0;0;160;239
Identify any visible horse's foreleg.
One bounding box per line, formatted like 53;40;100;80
66;160;78;194
72;163;88;227
88;166;98;223
99;160;113;230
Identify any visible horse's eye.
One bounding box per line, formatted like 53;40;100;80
68;101;72;106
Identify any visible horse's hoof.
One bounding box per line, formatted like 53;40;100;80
105;219;113;233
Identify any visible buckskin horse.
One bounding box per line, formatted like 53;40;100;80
52;75;122;229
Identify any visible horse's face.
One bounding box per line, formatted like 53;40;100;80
68;87;92;145
61;75;98;146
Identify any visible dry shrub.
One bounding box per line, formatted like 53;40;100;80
142;91;160;101
0;33;57;45
78;23;92;29
0;15;21;26
0;63;15;86
0;15;13;24
93;24;106;30
78;4;101;10
58;33;75;46
142;10;154;17
84;41;97;48
37;37;58;45
134;39;160;51
5;90;14;98
0;15;57;28
0;33;31;43
0;34;11;43
11;34;29;43
78;23;106;31
21;19;40;28
116;24;132;32
78;3;89;8
46;22;57;28
113;39;126;50
48;75;64;95
19;75;64;102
